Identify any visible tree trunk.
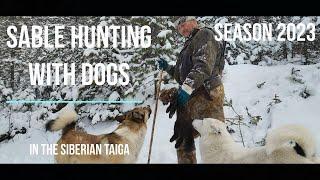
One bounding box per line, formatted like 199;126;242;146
10;62;14;90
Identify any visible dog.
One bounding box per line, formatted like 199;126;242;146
45;105;152;164
192;118;319;163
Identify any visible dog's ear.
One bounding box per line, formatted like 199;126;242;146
115;114;126;123
131;111;144;123
210;124;222;134
209;120;224;135
146;105;152;119
293;142;306;157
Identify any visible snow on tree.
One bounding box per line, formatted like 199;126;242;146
0;16;320;143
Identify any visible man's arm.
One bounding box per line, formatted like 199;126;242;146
166;64;175;77
182;29;219;94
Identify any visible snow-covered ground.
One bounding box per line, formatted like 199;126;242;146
1;63;320;163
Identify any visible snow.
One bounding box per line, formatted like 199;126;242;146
1;63;320;163
157;30;172;38
83;48;99;57
223;64;320;149
108;91;120;101
235;53;247;64
1;88;13;96
316;17;320;26
162;40;172;50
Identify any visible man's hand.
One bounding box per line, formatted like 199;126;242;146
157;58;169;71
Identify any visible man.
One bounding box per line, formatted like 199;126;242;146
158;16;226;163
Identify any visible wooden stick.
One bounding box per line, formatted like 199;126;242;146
147;70;163;164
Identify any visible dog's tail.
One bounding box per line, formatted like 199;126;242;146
45;106;77;132
266;124;316;158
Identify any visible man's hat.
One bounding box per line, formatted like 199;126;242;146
174;16;197;29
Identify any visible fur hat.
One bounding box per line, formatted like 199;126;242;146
174;16;197;29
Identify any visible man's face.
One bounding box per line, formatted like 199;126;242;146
177;20;197;37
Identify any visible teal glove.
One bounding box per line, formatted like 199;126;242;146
157;58;168;71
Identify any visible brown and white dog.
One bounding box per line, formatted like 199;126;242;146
45;106;152;164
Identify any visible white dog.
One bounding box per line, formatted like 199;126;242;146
192;118;319;164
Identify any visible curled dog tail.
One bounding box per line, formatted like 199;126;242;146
45;107;77;132
266;124;316;158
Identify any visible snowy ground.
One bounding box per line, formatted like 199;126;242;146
1;63;320;163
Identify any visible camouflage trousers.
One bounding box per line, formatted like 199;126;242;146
176;84;225;164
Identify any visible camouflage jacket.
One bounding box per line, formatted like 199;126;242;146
167;27;225;94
